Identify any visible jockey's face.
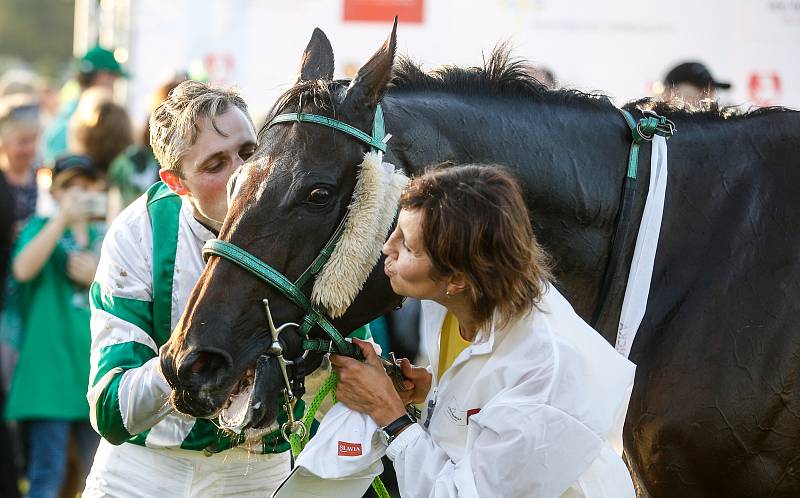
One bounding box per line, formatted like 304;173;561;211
160;107;256;230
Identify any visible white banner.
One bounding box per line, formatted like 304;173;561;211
109;0;799;125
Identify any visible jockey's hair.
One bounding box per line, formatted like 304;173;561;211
400;164;553;337
149;80;252;175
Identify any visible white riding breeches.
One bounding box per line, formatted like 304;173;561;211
83;439;291;497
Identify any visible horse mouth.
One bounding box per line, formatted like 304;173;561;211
218;355;282;434
219;365;256;432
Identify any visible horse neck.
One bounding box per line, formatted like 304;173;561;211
382;91;634;339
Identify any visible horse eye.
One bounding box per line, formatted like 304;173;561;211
306;187;331;206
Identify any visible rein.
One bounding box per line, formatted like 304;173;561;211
591;109;676;329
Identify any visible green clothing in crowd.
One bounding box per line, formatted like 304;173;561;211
4;216;102;421
107;145;160;207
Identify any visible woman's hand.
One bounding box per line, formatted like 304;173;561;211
397;358;432;405
330;339;408;427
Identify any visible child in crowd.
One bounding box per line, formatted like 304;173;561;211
5;154;105;498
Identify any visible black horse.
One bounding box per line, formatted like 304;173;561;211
161;25;800;497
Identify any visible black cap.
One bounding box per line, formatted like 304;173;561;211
51;154;98;189
664;62;731;90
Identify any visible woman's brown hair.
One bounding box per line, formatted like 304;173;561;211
399;164;552;335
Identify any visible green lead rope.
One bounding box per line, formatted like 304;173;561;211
290;372;389;498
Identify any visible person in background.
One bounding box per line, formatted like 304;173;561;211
332;165;637;498
0;95;42;421
68;88;133;174
5;155;104;498
662;61;731;106
106;75;187;218
42;45;128;163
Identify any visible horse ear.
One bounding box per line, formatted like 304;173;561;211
297;28;335;82
344;17;397;109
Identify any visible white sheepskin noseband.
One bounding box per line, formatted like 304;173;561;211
310;152;408;317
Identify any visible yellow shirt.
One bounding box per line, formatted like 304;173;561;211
438;311;472;380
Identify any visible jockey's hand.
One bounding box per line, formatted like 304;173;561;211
67;251;98;287
330;338;407;427
397;358;432;405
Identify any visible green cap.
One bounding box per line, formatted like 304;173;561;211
78;45;129;78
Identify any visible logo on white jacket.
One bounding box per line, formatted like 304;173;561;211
445;396;467;427
338;441;362;456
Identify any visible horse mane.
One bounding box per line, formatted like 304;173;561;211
260;44;796;140
388;43;613;110
624;97;795;121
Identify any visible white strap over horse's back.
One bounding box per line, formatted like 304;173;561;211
615;135;669;358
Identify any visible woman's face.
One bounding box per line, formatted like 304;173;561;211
382;208;445;300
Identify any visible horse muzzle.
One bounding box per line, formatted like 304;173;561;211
161;345;237;418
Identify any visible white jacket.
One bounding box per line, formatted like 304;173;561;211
386;285;637;498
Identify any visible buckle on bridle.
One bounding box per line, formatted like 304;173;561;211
261;298;313;440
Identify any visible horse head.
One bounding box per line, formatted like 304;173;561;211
160;23;404;432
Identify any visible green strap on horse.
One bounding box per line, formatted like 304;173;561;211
591;110;676;327
618;109;676;179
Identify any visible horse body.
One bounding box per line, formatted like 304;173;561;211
382;77;800;497
161;25;800;496
626;109;800;496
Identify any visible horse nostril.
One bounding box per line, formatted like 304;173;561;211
191;355;208;374
178;348;233;385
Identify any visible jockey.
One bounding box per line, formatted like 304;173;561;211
83;81;370;496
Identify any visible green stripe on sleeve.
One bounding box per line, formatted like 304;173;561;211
90;282;154;336
93;341;157;387
95;373;134;445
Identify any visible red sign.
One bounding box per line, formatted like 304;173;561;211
344;0;424;23
338;441;363;456
748;71;782;106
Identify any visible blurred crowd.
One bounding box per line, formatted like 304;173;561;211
0;43;731;498
0;45;187;498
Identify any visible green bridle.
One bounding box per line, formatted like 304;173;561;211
202;105;388;360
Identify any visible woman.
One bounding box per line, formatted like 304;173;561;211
331;165;636;498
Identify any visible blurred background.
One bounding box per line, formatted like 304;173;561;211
3;0;798;128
